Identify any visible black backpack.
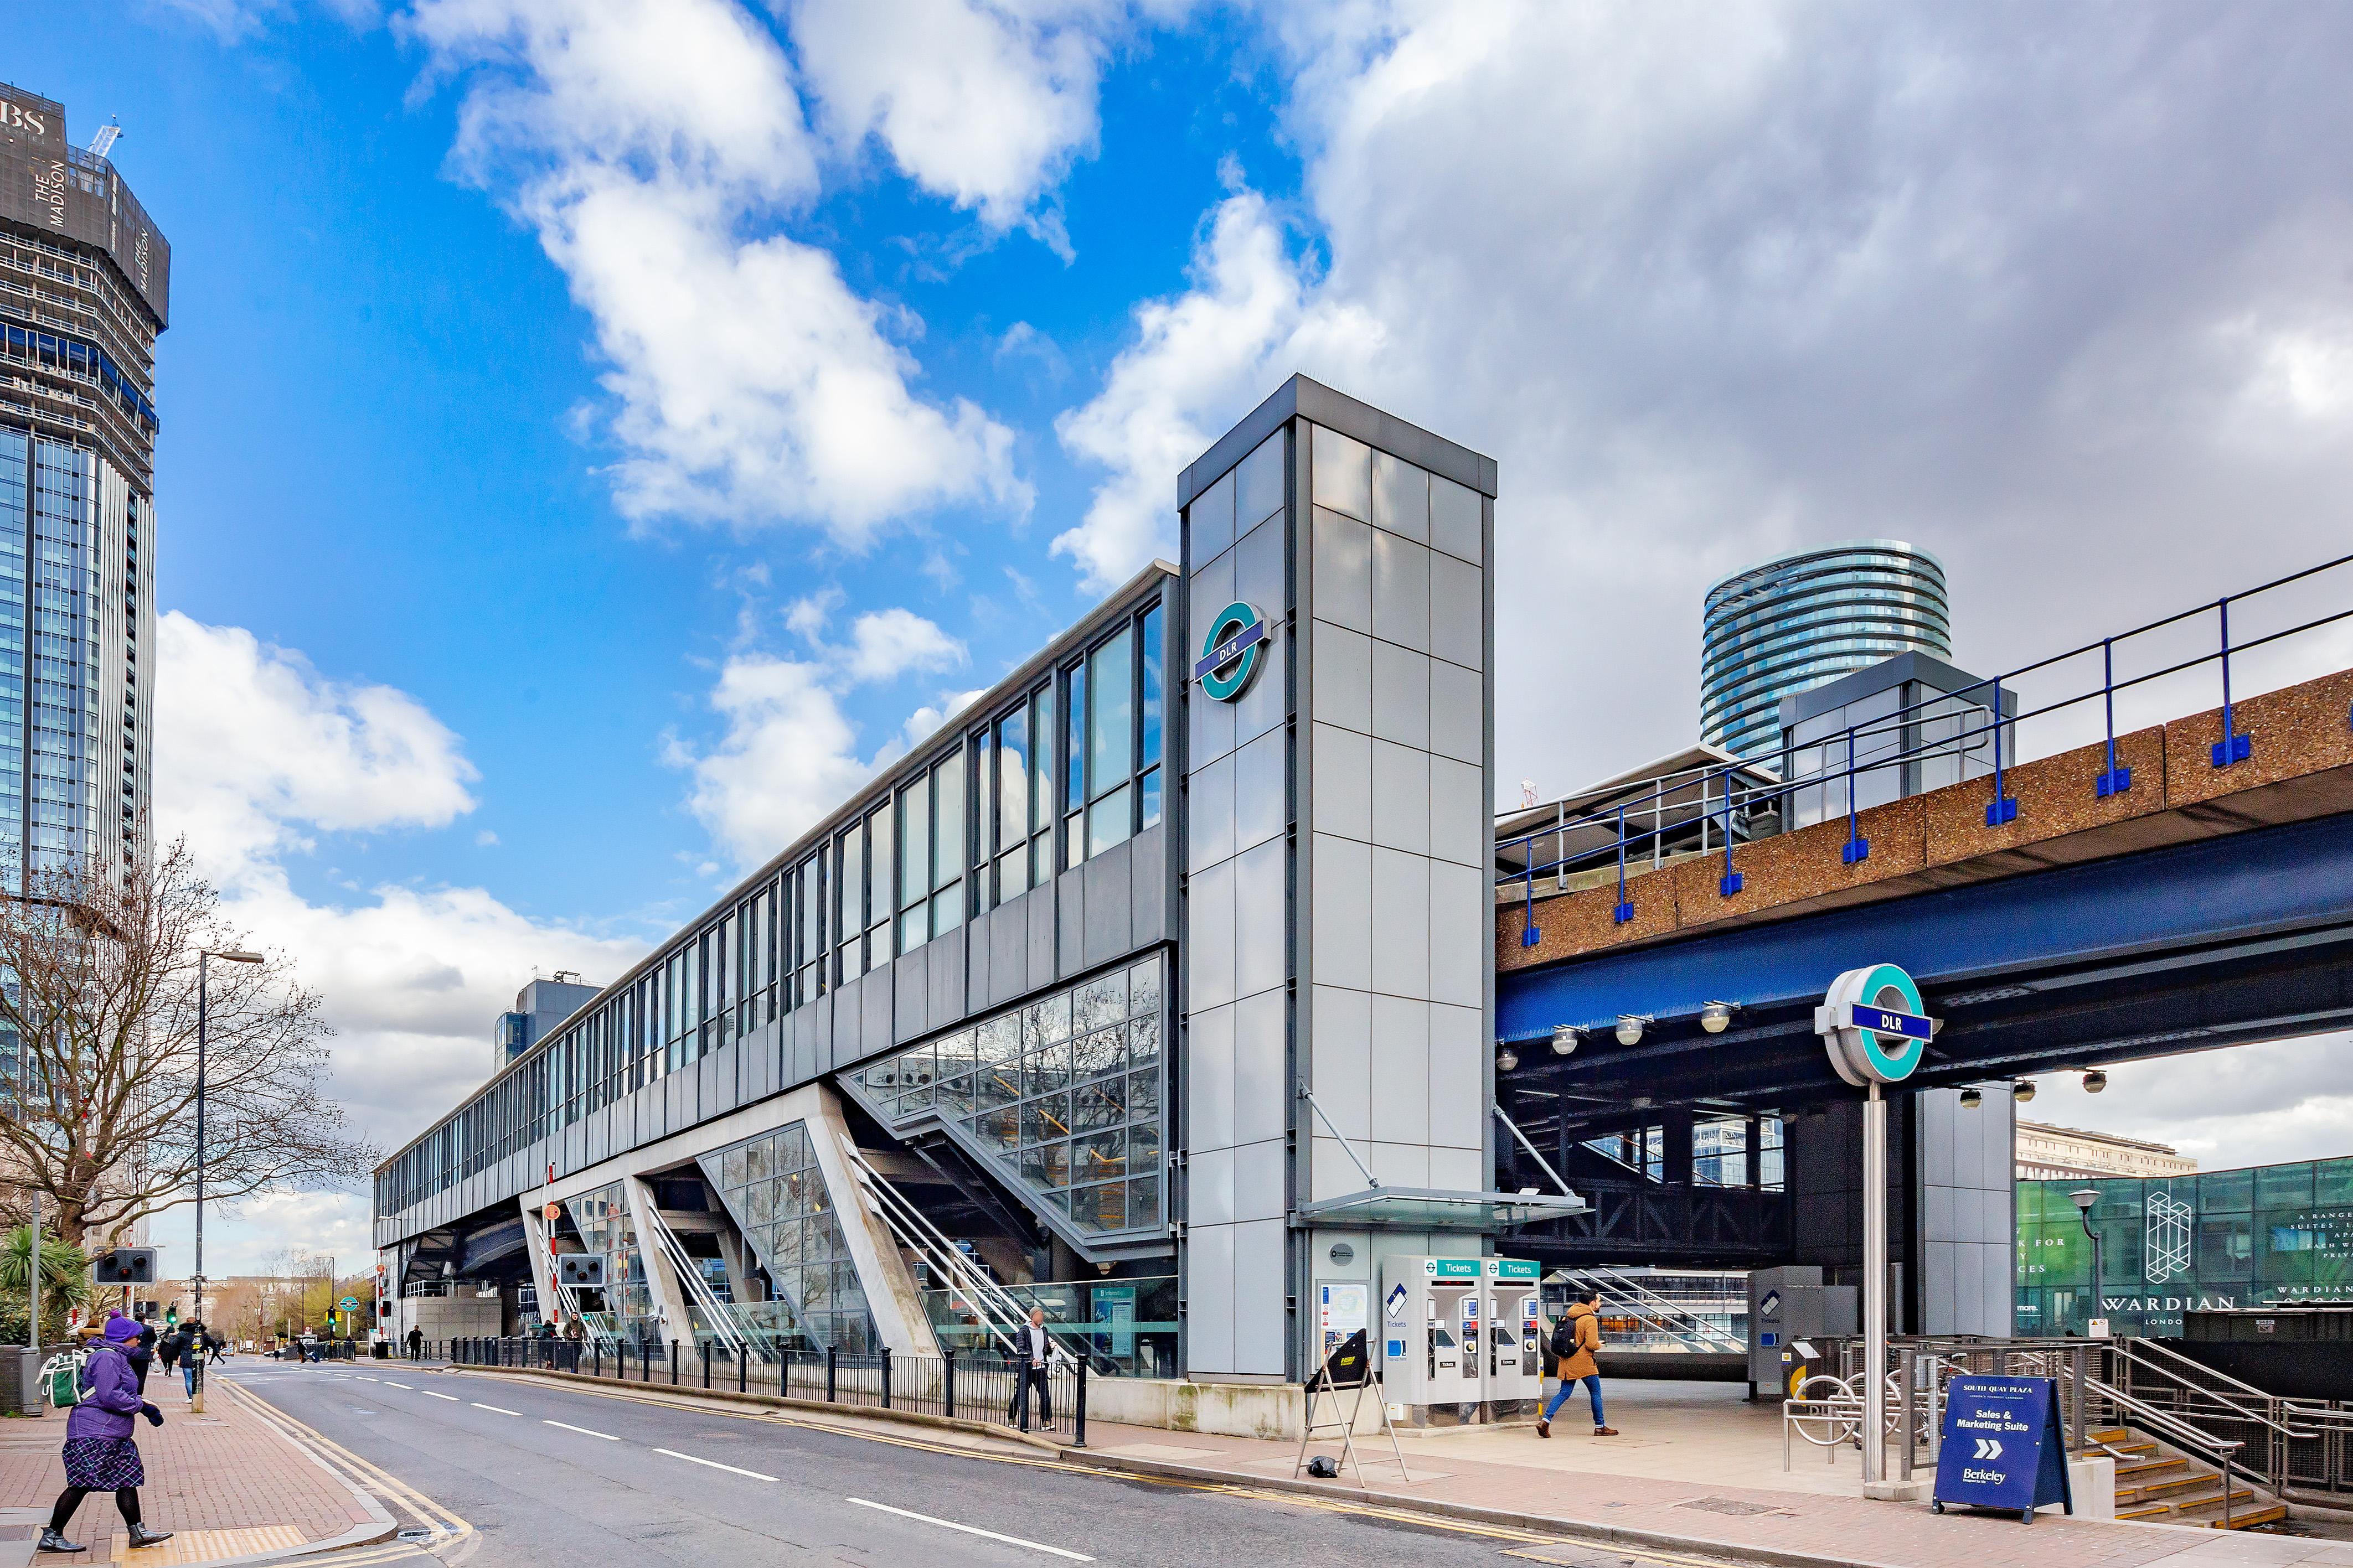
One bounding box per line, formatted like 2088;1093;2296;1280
1547;1315;1578;1368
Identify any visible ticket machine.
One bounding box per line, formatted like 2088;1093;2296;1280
1483;1257;1544;1414
1377;1255;1486;1425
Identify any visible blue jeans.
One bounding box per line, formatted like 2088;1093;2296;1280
182;1362;197;1399
1544;1373;1604;1427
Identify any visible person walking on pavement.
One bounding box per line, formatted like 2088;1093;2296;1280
126;1319;156;1394
1008;1306;1054;1432
1535;1286;1617;1437
179;1323;208;1403
206;1328;228;1366
37;1316;172;1554
405;1325;424;1362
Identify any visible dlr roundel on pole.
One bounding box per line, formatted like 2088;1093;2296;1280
1815;962;1936;1088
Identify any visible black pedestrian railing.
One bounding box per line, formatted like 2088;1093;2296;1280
436;1337;1082;1443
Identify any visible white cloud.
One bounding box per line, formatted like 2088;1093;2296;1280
671;654;877;867
669;603;969;868
158;613;478;880
843;607;967;683
1053;188;1382;589
155;617;644;1270
406;0;1027;542
782;0;1143;240
2026;1034;2353;1174
785;587;845;642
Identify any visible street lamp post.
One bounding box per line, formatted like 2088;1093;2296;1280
193;948;263;1414
2070;1188;2105;1337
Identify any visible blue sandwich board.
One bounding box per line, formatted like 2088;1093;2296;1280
1933;1376;2073;1522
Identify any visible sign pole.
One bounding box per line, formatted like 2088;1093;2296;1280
1862;1081;1886;1485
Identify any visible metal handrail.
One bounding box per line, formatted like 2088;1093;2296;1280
2114;1336;2316;1437
1550;1265;1743;1353
1498;552;2353;950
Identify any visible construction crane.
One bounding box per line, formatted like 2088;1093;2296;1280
86;119;122;160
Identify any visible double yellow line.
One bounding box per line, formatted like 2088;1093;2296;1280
221;1377;474;1559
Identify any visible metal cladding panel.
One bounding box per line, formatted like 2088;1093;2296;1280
1080;837;1133;971
808;991;835;1079
893;946;928;1044
1056;866;1086;981
927;925;965;1028
0;86;171;324
1131;824;1168;948
1026;874;1057;992
860;964;895;1062
985;899;1027;1008
967;907;993;1006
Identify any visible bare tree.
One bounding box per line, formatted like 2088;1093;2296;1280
0;838;377;1248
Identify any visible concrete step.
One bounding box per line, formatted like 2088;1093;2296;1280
2115;1457;2187;1481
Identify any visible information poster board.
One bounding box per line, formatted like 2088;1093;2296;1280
1319;1281;1369;1364
1934;1375;2072;1520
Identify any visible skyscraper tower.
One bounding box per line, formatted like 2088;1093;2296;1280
0;84;167;892
1700;540;1949;760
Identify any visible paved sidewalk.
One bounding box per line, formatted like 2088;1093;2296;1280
0;1367;394;1565
1070;1396;2353;1568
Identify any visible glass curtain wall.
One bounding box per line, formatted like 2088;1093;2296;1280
699;1122;875;1353
561;1183;656;1347
847;955;1166;1238
376;588;1170;1223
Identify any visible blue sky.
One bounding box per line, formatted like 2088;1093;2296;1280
17;1;2353;1272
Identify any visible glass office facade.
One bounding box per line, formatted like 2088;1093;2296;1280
2017;1157;2353;1337
375;586;1171;1228
560;1183;654;1343
1701;541;1950;760
843;955;1167;1239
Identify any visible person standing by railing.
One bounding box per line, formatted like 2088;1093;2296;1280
1009;1307;1053;1432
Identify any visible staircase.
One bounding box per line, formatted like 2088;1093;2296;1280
2094;1429;2287;1530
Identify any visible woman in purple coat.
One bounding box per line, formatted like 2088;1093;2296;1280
38;1315;172;1555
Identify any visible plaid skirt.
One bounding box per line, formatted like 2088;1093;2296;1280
62;1437;144;1490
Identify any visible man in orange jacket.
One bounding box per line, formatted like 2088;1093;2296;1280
1536;1286;1618;1437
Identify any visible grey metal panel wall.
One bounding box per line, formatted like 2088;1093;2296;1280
1056;866;1086;981
1026;882;1057;992
985;899;1028;1009
1130;825;1167;948
893;947;929;1044
1081;839;1134;971
859;970;892;1067
928;926;966;1025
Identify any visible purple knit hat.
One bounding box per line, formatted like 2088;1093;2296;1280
104;1312;142;1345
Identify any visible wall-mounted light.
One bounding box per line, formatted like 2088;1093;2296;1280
1497;1046;1520;1073
1551;1024;1582;1057
2083;1069;2108;1094
2013;1078;2037;1103
1700;1002;1737;1034
1959;1086;1983;1109
1616;1015;1649;1047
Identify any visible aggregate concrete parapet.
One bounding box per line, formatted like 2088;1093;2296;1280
1499;665;2353;973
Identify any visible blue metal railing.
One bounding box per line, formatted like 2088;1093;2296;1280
1502;552;2353;948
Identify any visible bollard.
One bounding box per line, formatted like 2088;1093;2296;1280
702;1342;711;1389
827;1345;837;1403
1074;1355;1087;1448
595;1343;602;1380
781;1351;790;1399
943;1350;956;1422
737;1348;746;1394
881;1347;892;1410
1898;1349;1916;1480
641;1340;651;1384
670;1339;679;1385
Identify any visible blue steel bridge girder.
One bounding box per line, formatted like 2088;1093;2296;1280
1495;810;2353;1114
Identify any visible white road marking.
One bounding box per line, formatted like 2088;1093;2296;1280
654;1448;777;1482
543;1420;618;1441
471;1403;523;1415
354;1376;379;1382
845;1498;1094;1561
384;1383;414;1390
422;1390;461;1401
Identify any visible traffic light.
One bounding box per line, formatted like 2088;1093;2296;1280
556;1255;605;1287
91;1248;156;1285
164;1305;178;1326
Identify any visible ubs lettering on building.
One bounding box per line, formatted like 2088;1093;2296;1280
0;84;171;325
2018;1157;2353;1337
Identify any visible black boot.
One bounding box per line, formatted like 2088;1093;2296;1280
35;1526;83;1553
126;1524;173;1548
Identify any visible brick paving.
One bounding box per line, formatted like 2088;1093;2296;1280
1078;1420;2353;1568
0;1369;382;1562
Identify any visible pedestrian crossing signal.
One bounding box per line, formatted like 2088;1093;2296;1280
91;1248;156;1284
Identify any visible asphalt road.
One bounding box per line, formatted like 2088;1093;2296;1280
224;1362;1619;1568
